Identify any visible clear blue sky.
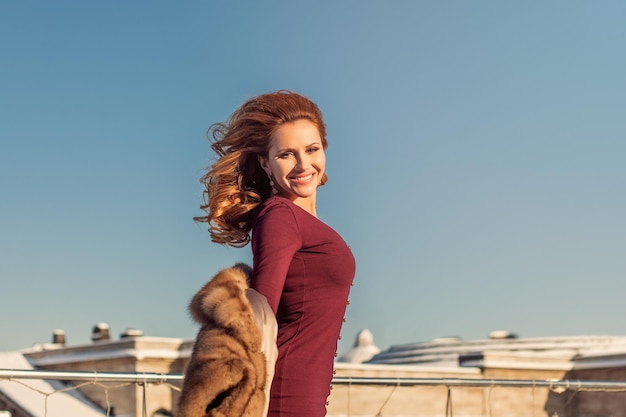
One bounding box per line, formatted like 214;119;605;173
1;1;625;355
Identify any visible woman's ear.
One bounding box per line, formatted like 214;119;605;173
257;155;270;175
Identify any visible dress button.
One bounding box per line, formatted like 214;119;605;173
346;300;350;305
342;317;347;323
334;352;338;357
338;335;342;340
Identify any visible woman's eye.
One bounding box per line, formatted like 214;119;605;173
278;152;294;159
307;147;320;153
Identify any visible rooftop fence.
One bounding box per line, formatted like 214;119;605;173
3;369;626;417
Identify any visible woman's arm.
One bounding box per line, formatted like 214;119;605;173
250;202;301;313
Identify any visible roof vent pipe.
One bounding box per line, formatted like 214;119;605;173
92;323;111;342
52;329;66;345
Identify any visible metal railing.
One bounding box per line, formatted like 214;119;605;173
3;369;626;391
0;369;184;384
3;369;626;417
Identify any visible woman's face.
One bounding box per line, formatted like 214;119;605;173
259;119;326;207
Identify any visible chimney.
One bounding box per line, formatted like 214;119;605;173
92;323;111;342
52;329;66;346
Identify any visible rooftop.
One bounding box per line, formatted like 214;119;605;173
366;332;626;370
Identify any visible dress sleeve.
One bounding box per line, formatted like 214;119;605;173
250;201;301;314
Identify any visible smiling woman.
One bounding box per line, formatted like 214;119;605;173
192;91;356;417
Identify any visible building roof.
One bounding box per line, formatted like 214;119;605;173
367;334;626;370
0;351;106;416
24;336;190;367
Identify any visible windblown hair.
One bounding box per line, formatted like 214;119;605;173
195;90;328;247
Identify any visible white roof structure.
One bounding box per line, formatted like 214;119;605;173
0;351;105;417
337;328;381;364
367;333;626;370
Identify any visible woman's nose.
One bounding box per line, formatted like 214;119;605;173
295;154;311;170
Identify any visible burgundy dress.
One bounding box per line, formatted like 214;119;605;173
250;196;356;417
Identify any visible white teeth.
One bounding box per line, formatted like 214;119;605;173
293;174;313;181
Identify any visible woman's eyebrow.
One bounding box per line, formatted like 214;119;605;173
274;142;322;153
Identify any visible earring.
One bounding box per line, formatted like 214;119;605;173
268;174;278;195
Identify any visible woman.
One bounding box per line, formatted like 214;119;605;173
196;90;356;416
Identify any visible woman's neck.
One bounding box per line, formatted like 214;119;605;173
280;194;317;218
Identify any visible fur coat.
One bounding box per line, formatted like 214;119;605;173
177;264;274;417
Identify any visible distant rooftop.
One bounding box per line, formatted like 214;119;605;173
367;331;626;370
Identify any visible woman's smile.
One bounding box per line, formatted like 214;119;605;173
290;173;314;183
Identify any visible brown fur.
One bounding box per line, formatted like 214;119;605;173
177;264;266;417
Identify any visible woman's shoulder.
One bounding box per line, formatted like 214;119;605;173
257;196;294;213
255;196;298;221
253;197;302;238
